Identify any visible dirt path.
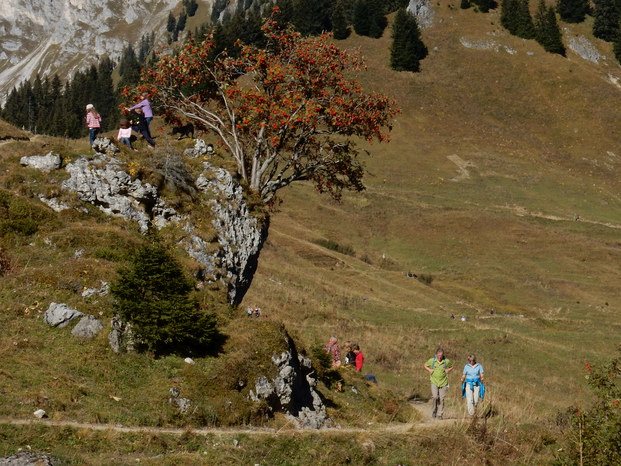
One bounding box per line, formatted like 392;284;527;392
0;405;462;437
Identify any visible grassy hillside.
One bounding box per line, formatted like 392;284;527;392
0;3;620;465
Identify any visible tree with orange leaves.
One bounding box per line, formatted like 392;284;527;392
137;11;399;204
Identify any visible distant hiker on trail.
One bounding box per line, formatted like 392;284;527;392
352;344;364;372
424;348;453;420
129;107;156;148
85;104;101;147
461;354;485;416
117;118;135;150
324;335;342;368
127;93;154;138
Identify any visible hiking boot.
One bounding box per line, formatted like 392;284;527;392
432;411;437;418
437;415;443;420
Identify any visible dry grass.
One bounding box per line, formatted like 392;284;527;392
0;3;620;463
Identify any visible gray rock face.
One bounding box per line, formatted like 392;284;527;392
168;387;191;414
44;302;84;328
196;162;267;305
183;139;209;158
408;0;435;29
249;332;330;429
61;155;159;233
568;35;602;63
92;137;119;155
108;316;134;353
81;281;109;298
20;151;62;172
0;452;59;466
71;315;104;338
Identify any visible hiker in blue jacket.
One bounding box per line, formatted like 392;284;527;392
461;354;485;416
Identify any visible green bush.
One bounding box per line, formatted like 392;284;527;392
313;238;356;257
110;235;220;357
558;348;621;464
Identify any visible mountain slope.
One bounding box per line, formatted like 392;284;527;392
0;0;179;100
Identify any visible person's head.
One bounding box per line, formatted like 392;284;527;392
467;354;477;365
352;344;360;353
119;118;129;128
141;93;149;100
330;335;338;344
436;348;445;360
343;340;352;352
86;103;94;112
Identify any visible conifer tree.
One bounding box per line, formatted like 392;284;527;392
556;0;589;23
472;0;496;13
110;236;219;357
332;0;351;40
614;30;621;63
461;0;471;8
390;8;428;72
167;12;176;32
353;0;371;36
592;0;620;41
515;0;536;39
367;0;388;38
293;0;333;35
535;0;566;55
177;12;187;32
275;0;295;25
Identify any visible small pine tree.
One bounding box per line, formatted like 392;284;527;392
461;0;472;9
515;0;536;39
535;0;566;55
176;12;187;32
166;12;176;32
110;237;219;357
592;0;620;42
390;8;428;72
332;0;351;40
614;31;621;63
353;0;371;36
556;0;589;23
472;0;497;13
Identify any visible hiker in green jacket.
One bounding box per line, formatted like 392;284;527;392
424;348;454;420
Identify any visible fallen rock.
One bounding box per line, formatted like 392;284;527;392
20;152;62;172
43;303;84;328
33;409;46;418
81;281;109;298
92;137;119;155
168;387;191;414
71;315;104;338
0;452;59;466
183;138;209;158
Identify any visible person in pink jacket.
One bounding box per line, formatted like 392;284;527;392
352;344;364;371
116;118;135;150
86;104;101;146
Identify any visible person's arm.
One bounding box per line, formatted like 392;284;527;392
424;363;433;374
445;360;454;373
128;100;145;112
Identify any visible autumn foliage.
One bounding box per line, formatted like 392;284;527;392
139;11;399;203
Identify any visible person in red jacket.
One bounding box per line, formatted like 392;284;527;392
352;344;364;371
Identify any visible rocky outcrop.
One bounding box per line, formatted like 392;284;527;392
92;137;119;155
43;302;84;328
0;451;59;465
249;331;330;429
196;162;268;305
408;0;435;29
61;155;167;233
20;151;62;172
34;146;265;306
567;35;602;63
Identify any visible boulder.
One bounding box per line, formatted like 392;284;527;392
408;0;435;29
71;315;103;338
0;452;59;466
81;281;109;298
92;137;119;155
249;330;331;429
20;151;62;172
183;138;209;158
43;303;84;328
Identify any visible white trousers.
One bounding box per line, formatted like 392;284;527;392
465;384;480;415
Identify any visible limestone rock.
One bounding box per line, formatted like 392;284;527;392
92;137;119;155
81;281;109;298
183;138;209;158
20;151;62;172
0;451;59;465
44;302;84;328
33;409;46;418
408;0;434;29
250;331;331;429
71;315;103;338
